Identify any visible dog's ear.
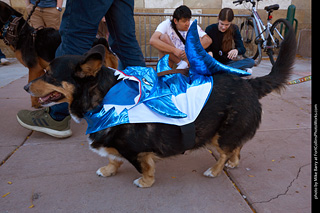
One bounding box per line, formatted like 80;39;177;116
77;44;106;78
0;2;22;23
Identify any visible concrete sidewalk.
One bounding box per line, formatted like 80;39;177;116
0;58;311;212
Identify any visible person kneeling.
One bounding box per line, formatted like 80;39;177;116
150;5;212;69
205;8;255;73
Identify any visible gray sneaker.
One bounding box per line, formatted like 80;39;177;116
16;108;72;138
0;58;10;65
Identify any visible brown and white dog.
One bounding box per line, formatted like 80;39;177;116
23;20;296;187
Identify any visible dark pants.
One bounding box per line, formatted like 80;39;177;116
0;49;6;59
226;58;255;70
50;0;145;121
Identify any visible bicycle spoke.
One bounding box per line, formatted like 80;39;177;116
240;20;259;60
268;19;292;65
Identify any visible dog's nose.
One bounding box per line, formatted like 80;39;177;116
24;82;31;93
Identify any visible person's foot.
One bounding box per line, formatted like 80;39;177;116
245;68;253;74
0;58;10;65
16;108;72;138
176;60;189;69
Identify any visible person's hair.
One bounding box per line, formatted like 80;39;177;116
218;8;235;53
172;5;192;21
171;5;192;29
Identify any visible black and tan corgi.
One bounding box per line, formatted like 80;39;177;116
23;20;296;188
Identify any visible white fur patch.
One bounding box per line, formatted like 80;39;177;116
42;102;56;107
96;168;104;177
87;136;94;145
203;168;215;177
133;177;142;187
88;144;124;162
225;162;236;169
70;113;82;123
89;146;109;157
87;129;124;161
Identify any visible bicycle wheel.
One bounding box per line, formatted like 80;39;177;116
240;20;259;60
268;18;292;65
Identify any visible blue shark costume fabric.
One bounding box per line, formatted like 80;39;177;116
84;20;251;134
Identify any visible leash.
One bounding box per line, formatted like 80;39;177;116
2;0;41;50
287;75;311;85
24;0;41;28
157;68;189;77
20;0;41;32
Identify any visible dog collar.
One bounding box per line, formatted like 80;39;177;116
1;15;15;39
2;15;23;49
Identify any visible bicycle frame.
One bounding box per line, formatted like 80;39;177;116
244;1;263;64
250;1;279;49
252;9;266;41
235;0;287;65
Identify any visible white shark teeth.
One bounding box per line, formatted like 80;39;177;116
114;70;126;80
113;70;139;82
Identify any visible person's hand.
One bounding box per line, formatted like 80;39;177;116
179;50;187;61
173;48;187;61
173;48;183;58
227;49;238;60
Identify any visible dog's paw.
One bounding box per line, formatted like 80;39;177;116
133;177;154;188
203;168;215;177
225;160;238;169
96;168;105;177
133;178;143;187
203;168;220;178
96;166;117;177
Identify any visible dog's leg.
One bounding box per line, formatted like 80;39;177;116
28;65;45;108
15;51;45;108
97;157;123;177
204;134;232;177
225;146;242;169
96;147;123;177
133;152;156;188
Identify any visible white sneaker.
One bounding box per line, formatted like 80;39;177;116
245;68;253;74
176;60;188;69
0;58;10;65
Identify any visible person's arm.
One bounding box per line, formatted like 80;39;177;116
56;0;63;8
227;25;246;60
233;25;246;55
149;31;183;58
200;34;212;49
197;24;212;50
25;0;31;6
204;25;214;53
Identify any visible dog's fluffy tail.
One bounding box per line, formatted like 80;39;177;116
248;19;297;99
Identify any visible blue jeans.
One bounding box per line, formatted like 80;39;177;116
0;49;6;59
50;0;145;121
226;58;255;70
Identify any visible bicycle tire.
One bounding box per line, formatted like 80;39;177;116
268;18;292;65
240;20;259;60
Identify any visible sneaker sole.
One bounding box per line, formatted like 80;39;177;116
17;116;72;138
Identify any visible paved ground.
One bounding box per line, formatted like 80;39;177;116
0;58;312;212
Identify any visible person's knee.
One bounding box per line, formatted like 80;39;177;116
246;58;255;68
159;34;171;44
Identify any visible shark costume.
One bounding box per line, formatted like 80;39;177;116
84;20;251;135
